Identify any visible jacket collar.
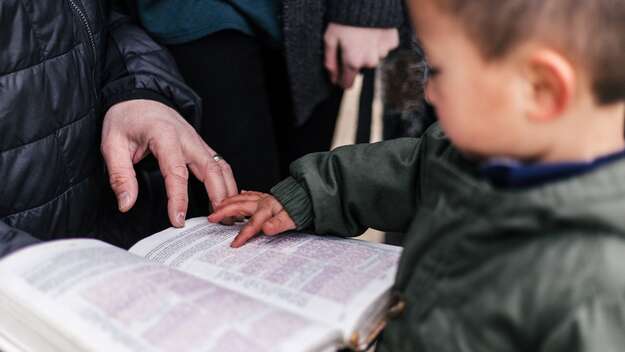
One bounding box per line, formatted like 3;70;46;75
479;149;625;188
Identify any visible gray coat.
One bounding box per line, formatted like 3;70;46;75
272;124;625;351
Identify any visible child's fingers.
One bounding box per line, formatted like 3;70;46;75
214;193;264;210
241;190;267;197
208;200;260;223
207;211;240;224
262;210;296;236
230;206;274;248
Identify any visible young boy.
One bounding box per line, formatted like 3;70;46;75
209;0;625;350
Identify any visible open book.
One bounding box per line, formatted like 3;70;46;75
0;217;402;352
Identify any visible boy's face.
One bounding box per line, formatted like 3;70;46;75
410;1;534;160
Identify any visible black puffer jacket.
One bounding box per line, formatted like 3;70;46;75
0;0;200;256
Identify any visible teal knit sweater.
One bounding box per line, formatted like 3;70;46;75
136;0;282;45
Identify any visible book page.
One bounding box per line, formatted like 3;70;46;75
0;239;338;352
0;331;22;352
130;218;402;342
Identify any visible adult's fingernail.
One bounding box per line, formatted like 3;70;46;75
118;192;131;211
177;212;186;226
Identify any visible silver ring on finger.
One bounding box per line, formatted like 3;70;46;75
212;154;224;162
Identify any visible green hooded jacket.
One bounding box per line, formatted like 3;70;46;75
271;124;625;352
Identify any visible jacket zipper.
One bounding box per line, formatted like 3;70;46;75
66;0;98;100
67;0;97;57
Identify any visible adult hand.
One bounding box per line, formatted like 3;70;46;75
208;191;296;248
324;23;399;89
102;99;238;227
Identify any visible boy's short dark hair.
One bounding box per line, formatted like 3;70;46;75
432;0;625;104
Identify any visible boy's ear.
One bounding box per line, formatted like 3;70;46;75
524;49;575;122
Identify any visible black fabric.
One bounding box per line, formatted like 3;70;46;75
102;88;177;114
356;69;376;144
326;0;404;28
0;0;200;257
167;30;342;194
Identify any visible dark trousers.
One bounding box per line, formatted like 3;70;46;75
168;30;343;193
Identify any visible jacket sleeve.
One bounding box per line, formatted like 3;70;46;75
326;0;405;28
271;137;425;237
99;10;201;126
541;296;625;352
0;222;41;258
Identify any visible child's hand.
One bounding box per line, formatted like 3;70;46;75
208;191;296;248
